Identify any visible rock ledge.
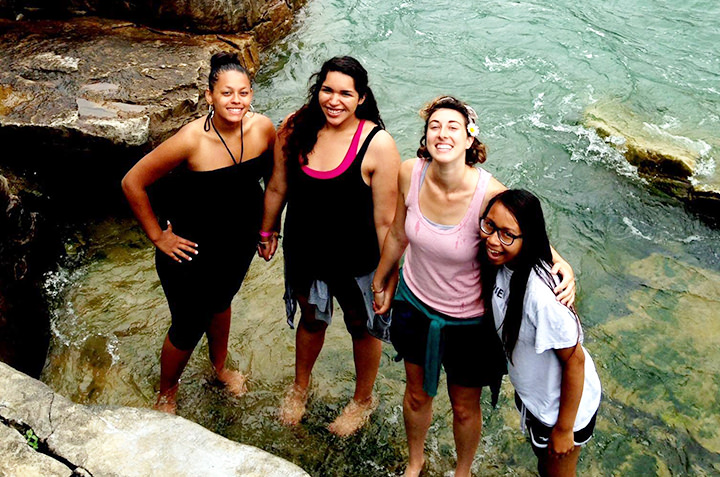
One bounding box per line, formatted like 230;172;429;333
0;361;309;477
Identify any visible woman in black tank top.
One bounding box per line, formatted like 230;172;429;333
122;52;275;414
258;56;401;437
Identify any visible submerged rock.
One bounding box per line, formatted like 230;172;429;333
583;102;719;221
594;254;720;456
0;361;310;476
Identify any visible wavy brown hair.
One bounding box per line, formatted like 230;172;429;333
417;95;486;166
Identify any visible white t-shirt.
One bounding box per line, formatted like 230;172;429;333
492;265;601;430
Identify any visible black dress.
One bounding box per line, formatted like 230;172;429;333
153;150;271;350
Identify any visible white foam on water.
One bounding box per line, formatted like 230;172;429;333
642;122;712;156
587;27;606;37
679;235;703;243
106;335;120;366
693;155;716;179
623;217;653;240
525;94;640;179
483;56;525;72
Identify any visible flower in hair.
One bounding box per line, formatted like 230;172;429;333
467;121;479;137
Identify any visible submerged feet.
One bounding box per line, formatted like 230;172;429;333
279;383;309;426
153;384;179;414
328;395;379;437
402;460;425;477
216;368;248;397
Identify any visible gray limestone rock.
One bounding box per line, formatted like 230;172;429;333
0;361;310;477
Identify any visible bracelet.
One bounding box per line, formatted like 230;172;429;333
259;230;274;238
371;283;384;294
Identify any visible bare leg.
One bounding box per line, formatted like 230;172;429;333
207;306;246;396
279;296;326;425
402;361;433;477
448;384;483;477
155;334;193;414
327;329;382;437
351;330;382;402
536;443;581;477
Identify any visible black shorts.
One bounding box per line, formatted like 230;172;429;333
515;393;597;450
390;300;500;389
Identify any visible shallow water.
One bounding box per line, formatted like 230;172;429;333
42;1;720;475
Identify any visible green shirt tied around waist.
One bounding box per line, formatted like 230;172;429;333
394;269;506;404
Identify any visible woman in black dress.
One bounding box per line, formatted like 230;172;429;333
122;52;275;413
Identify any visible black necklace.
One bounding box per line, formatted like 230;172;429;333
204;111;244;165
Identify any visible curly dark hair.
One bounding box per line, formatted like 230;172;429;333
416;96;486;165
283;56;384;165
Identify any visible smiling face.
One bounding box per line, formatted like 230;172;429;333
205;70;253;124
318;71;365;126
426;108;474;163
481;201;524;267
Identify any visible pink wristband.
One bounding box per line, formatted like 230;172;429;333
259;230;274;238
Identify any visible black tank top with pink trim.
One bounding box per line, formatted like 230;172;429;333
284;122;383;283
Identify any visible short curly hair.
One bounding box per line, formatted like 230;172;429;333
416;96;487;165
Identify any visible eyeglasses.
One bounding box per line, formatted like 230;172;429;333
480;218;522;246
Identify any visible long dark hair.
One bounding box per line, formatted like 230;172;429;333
417;95;487;166
480;189;575;363
283;56;384;165
208;51;249;91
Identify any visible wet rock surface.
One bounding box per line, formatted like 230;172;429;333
0;361;311;476
583;102;720;222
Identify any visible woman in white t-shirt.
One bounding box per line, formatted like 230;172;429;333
479;189;601;477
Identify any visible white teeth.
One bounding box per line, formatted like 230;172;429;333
436;144;452;150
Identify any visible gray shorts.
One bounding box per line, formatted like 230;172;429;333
284;269;391;342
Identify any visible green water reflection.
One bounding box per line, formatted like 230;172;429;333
42;0;720;475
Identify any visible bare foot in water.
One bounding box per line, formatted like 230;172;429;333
153;385;179;414
279;384;309;426
217;369;248;397
402;460;424;477
327;395;378;437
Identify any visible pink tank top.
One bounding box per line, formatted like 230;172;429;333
403;159;491;318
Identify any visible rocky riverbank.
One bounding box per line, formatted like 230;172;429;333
0;1;305;375
0;361;310;476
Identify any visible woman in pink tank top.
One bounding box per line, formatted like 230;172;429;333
372;96;576;477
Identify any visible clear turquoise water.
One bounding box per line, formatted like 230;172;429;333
43;1;720;476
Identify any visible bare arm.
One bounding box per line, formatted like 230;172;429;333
372;159;414;314
121;125;198;262
257;118;290;261
549;343;585;456
366;130;401;251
